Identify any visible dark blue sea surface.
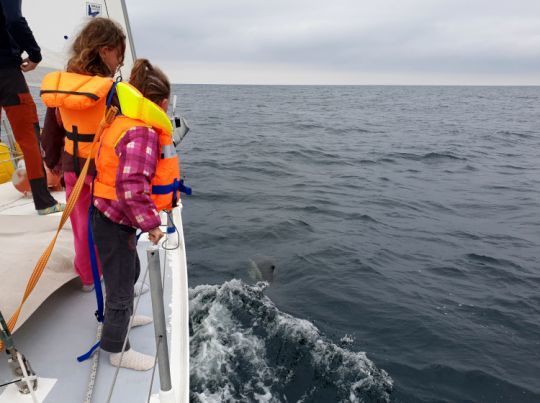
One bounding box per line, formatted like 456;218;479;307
175;85;540;402
31;84;540;402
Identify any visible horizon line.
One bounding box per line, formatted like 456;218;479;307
170;82;540;87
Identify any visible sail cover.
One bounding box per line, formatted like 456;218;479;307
22;0;136;83
0;186;75;333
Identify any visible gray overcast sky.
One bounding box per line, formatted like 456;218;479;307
26;0;540;85
126;0;540;85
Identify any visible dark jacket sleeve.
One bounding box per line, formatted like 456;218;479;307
41;107;65;170
0;0;42;63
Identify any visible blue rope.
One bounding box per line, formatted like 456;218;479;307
77;341;100;362
106;77;121;109
87;205;104;323
77;205;105;362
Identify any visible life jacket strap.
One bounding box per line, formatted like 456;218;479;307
72;126;80;176
40;89;100;101
151;178;179;195
152;178;192;207
178;179;192;195
66;131;95;142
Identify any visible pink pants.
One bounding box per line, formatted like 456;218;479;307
64;172;102;285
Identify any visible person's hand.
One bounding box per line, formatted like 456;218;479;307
20;58;39;72
148;227;165;245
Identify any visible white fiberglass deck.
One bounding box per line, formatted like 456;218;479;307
0;246;160;402
0;182;189;402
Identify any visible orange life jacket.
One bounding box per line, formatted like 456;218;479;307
93;115;181;212
40;72;114;170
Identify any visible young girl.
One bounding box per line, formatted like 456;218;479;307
41;18;125;290
91;59;180;370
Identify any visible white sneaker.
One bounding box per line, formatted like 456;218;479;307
81;276;103;292
109;349;154;371
131;315;153;327
81;284;95;292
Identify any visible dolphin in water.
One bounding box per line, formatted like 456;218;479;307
247;256;276;283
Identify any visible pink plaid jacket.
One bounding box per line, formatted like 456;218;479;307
93;126;161;232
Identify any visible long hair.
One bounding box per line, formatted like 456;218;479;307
66;18;126;77
129;59;171;105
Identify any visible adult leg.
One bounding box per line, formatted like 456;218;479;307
0;67;57;210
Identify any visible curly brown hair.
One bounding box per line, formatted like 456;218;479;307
129;59;170;105
66;18;126;77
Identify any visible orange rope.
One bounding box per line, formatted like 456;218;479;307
0;106;118;351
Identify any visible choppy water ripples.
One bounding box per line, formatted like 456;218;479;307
163;85;540;401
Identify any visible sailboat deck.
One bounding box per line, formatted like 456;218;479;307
0;253;171;403
0;245;169;402
0;182;182;402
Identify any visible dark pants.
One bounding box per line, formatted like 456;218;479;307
92;209;140;353
0;67;56;210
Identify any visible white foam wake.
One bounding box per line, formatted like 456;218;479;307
189;280;393;402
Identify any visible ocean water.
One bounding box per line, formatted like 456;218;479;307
174;85;540;402
30;84;540;402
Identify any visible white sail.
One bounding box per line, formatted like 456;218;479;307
23;0;136;83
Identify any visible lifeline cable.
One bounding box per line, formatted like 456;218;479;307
162;210;180;250
0;378;22;389
146;336;162;403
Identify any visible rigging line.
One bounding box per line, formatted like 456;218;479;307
162;211;180;251
120;0;137;60
0;198;29;213
106;264;151;403
162;245;167;286
162;212;174;291
0;378;23;389
146;336;162;403
162;228;180;250
102;0;137;78
102;0;110;19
